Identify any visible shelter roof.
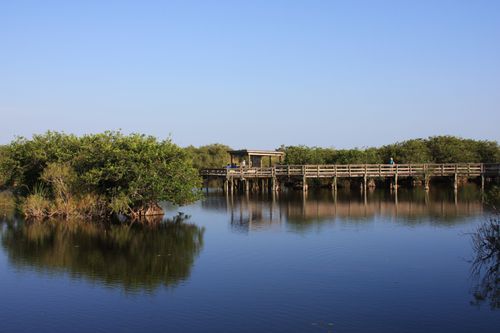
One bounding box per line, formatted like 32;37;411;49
228;149;285;157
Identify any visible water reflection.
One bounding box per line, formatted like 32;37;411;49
471;215;500;309
0;191;16;221
203;187;485;232
0;216;205;293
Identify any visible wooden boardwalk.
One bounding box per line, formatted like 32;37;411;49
201;163;500;192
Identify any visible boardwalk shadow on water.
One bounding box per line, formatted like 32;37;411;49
0;216;205;294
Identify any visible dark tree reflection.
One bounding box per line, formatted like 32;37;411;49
0;215;204;293
471;215;500;309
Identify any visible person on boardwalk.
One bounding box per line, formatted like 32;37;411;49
389;157;395;165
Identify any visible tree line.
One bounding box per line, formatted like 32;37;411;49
186;136;499;168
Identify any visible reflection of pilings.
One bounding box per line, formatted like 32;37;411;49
217;190;485;230
302;191;307;219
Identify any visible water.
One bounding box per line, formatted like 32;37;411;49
1;186;499;333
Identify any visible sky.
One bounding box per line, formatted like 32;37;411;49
1;0;499;149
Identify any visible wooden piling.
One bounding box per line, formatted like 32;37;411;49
332;176;337;192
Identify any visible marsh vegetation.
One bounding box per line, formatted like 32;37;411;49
0;131;201;219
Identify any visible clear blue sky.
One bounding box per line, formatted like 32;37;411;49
1;0;499;149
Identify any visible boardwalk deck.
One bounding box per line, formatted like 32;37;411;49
201;163;500;192
201;163;500;179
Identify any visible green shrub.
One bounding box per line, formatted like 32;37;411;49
1;131;202;218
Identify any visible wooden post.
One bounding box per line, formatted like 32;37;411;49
203;176;209;192
332;176;337;192
424;164;430;191
224;179;229;194
271;167;277;192
394;164;398;191
454;172;458;191
302;165;307;192
244;179;249;193
481;163;485;192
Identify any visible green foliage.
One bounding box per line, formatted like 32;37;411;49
380;139;432;163
2;132;80;192
485;186;500;208
185;143;232;169
281;146;382;165
334;148;382;164
282;145;333;164
426;136;478;163
41;163;77;201
1;131;201;218
0;146;11;188
74;132;201;209
280;136;499;165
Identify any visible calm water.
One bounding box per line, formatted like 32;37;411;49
1;186;499;333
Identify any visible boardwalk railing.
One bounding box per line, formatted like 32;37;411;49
201;163;500;179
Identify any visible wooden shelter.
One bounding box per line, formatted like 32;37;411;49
228;149;284;168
